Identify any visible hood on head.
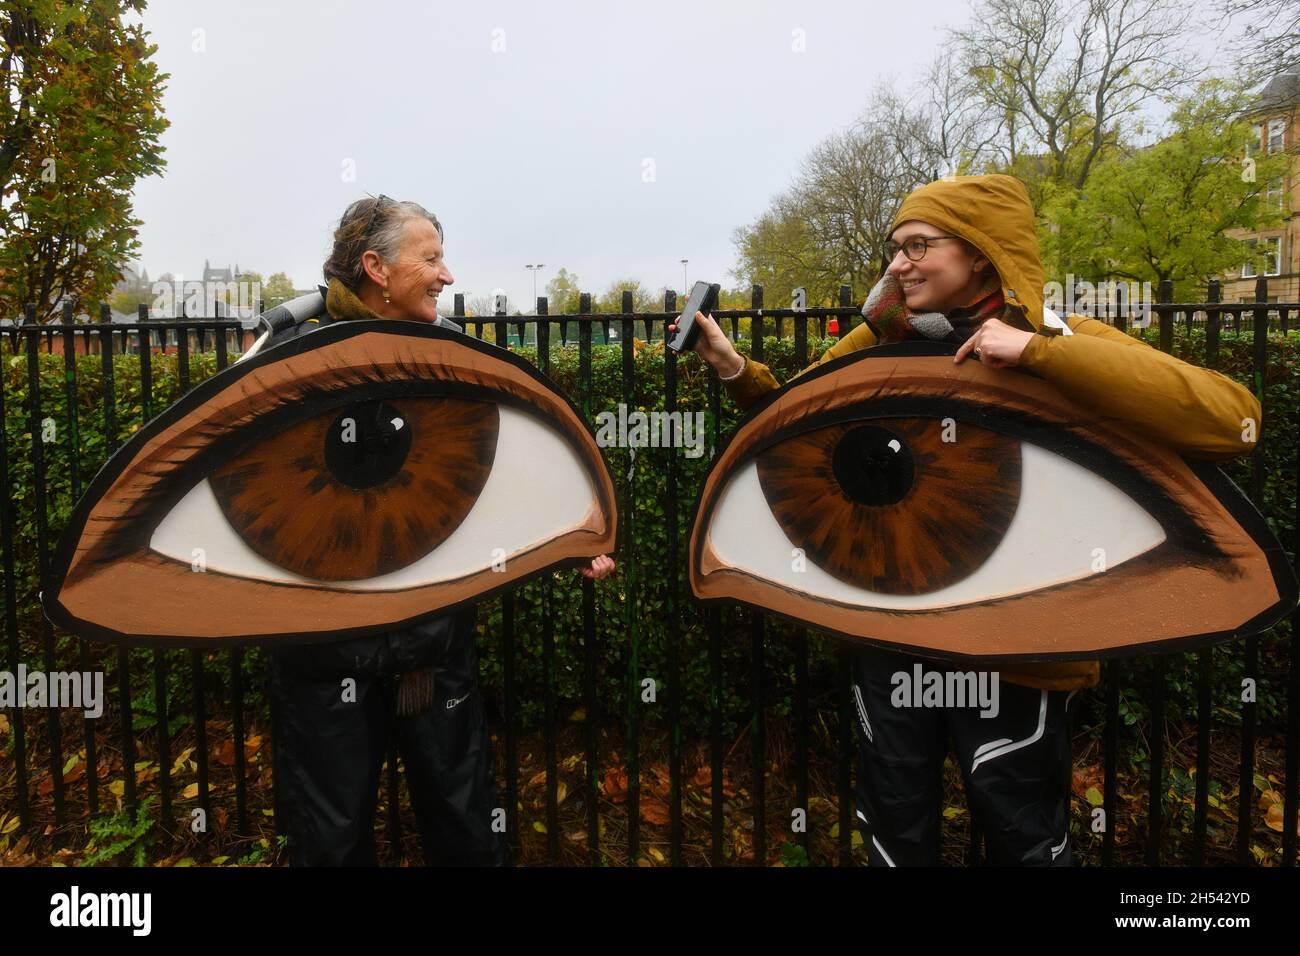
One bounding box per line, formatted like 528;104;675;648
889;174;1045;330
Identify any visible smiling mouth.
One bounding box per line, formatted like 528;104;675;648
901;279;926;291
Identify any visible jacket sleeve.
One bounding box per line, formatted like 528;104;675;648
721;321;880;411
1018;316;1261;462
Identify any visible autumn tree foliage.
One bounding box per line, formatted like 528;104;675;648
0;1;168;320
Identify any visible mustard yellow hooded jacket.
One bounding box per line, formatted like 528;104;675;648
720;173;1262;691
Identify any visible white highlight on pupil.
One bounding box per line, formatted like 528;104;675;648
708;440;1165;610
149;406;597;590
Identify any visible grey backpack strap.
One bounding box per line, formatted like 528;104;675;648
260;287;329;337
242;285;464;363
261;286;464;334
238;287;329;363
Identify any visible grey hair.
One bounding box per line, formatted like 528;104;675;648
323;196;444;291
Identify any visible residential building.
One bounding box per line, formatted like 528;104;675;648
1222;72;1299;303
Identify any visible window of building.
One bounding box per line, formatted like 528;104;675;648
1247;123;1263;156
1242;236;1282;278
1267;118;1285;152
1265;236;1283;276
1266;178;1285;210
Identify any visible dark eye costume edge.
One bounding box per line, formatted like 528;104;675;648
42;320;617;647
42;551;603;650
686;343;1299;661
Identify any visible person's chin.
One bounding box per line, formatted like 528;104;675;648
903;289;933;312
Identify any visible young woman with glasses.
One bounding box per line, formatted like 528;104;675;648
670;173;1259;866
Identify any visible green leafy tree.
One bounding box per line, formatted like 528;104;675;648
545;267;581;312
1040;80;1290;297
108;286;150;316
261;271;296;309
0;1;169;320
595;277;658;313
731;203;835;308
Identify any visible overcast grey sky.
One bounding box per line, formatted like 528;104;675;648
129;0;1224;311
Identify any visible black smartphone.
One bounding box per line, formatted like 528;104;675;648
667;280;720;353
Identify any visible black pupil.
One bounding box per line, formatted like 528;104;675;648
831;425;914;506
325;401;412;489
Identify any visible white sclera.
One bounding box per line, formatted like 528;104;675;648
149;405;597;589
708;440;1166;610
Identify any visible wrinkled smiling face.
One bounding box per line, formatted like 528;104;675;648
383;217;454;323
887;219;989;314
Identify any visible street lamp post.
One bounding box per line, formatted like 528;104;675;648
525;264;546;311
680;258;688;295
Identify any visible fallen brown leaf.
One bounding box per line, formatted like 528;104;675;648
1072;764;1103;800
646;764;671;799
212;740;235;766
640;798;670;826
602;766;628;803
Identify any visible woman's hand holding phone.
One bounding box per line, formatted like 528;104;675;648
667;310;745;378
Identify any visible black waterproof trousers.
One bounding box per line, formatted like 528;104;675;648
850;645;1076;866
267;605;505;866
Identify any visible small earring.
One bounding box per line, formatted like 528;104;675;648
383;289;391;304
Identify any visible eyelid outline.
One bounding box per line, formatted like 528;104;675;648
81;363;577;565
688;342;1297;662
44;320;618;647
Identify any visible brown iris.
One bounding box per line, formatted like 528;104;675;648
209;398;499;581
755;417;1020;594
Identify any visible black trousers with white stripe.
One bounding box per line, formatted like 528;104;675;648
850;645;1075;866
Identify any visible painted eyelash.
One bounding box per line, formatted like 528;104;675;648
174;345;519;455
183;362;391;448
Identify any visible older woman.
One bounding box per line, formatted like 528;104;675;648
672;173;1258;866
267;195;614;866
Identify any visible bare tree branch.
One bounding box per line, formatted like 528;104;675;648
1222;0;1300;82
950;0;1197;188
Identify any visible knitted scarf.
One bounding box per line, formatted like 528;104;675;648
861;270;1004;344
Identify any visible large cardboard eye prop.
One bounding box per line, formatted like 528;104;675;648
43;321;617;645
689;342;1297;662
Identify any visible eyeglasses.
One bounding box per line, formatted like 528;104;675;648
358;193;396;238
883;234;959;262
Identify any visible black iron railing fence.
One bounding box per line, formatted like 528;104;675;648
0;277;1297;866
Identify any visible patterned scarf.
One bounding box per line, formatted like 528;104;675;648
861;271;1005;344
